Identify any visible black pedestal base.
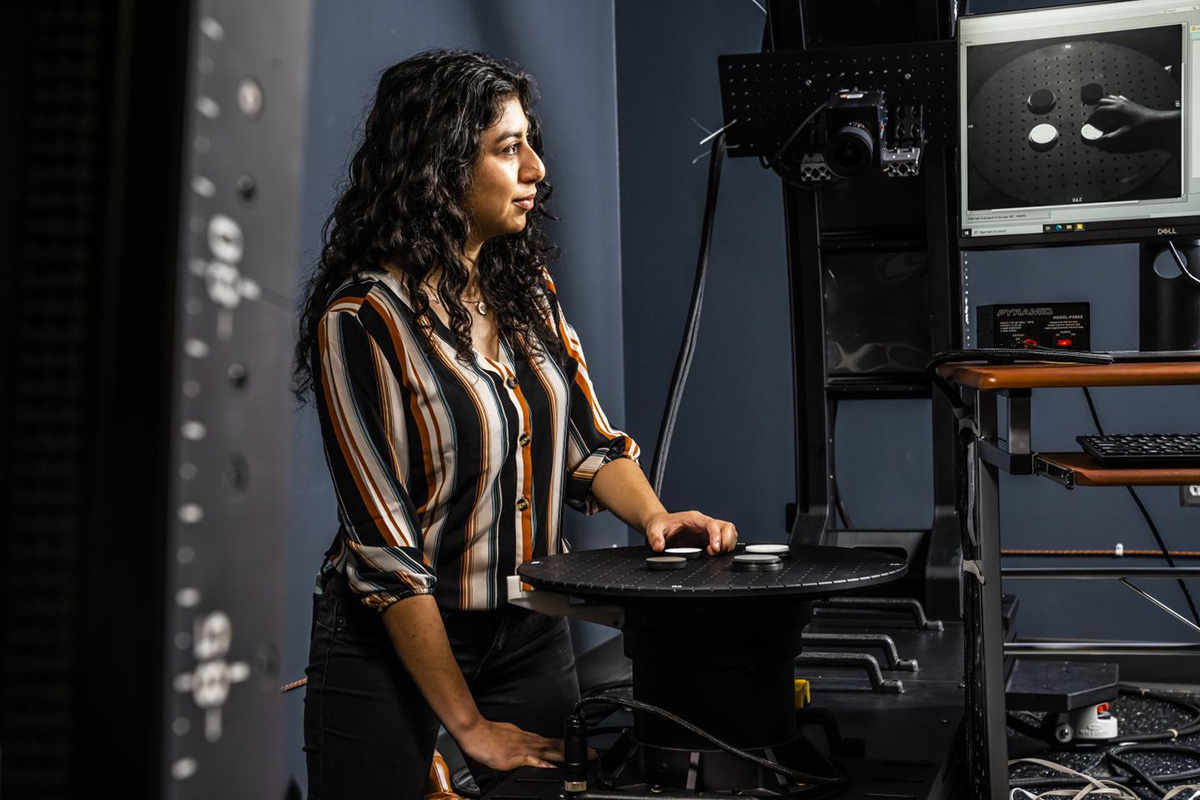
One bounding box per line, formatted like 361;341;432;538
598;728;841;795
622;599;811;750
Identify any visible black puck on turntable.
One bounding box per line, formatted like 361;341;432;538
646;556;687;571
1027;88;1056;114
732;554;783;572
1081;83;1103;105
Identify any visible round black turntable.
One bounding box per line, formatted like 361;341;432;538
516;544;907;794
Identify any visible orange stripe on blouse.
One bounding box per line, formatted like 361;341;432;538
318;308;409;549
366;295;443;530
555;312;622;441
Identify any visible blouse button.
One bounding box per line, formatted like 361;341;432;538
518;432;531;447
505;375;519;389
516;497;530;511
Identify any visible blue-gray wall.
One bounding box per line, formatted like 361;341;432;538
615;0;800;545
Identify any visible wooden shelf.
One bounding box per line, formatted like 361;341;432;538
1034;452;1200;488
937;361;1200;390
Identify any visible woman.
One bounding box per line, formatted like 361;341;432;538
294;48;738;798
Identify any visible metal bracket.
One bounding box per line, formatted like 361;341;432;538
1033;455;1077;489
956;410;979;438
963;559;985;585
505;574;624;629
795;651;904;693
813;596;944;631
979;440;1032;475
881;145;923;178
801;632;918;671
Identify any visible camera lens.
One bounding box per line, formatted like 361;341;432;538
825;122;874;178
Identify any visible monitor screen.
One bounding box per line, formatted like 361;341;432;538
958;0;1200;247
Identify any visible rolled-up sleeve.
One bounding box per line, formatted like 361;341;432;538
315;305;436;611
542;272;641;515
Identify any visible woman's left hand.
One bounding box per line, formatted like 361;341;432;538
643;510;738;556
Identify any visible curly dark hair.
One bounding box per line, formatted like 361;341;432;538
293;48;567;402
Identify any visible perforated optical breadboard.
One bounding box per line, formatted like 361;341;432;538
718;41;957;158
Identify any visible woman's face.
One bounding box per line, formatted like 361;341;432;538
462;96;546;249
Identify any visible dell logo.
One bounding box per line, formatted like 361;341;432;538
1158;227;1178;235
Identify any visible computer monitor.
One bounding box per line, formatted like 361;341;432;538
958;0;1200;248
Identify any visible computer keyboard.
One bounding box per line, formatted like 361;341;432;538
1076;433;1200;467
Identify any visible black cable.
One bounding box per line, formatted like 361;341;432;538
1010;744;1200;796
572;695;847;787
1010;765;1200;793
833;480;852;530
648;133;724;497
1108;743;1200;797
1006;710;1050;742
1081;386;1200;629
829;399;852;529
758;101;830;190
1118;685;1200;741
761;102;829;171
1008;687;1200;796
579;679;633;725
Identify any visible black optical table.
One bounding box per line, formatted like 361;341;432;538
510;544;907;795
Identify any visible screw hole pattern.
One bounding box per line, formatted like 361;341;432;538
718;45;956;157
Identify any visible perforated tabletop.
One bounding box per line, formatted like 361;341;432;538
517;545;907;600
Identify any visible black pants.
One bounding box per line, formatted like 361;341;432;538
303;566;580;799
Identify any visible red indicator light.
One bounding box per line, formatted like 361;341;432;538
1057;338;1073;347
1097;703;1110;713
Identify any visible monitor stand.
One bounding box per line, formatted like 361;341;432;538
1140;239;1200;351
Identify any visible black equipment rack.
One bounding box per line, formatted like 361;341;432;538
717;0;965;620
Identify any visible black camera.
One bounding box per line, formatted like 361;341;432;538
791;89;923;183
824;90;886;178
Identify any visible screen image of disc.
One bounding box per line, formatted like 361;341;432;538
965;25;1182;210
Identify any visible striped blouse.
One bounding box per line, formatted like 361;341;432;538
313;266;640;612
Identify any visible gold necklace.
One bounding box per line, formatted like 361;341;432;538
426;284;487;315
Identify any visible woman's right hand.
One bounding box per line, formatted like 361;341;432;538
378;596;572;771
455;718;565;771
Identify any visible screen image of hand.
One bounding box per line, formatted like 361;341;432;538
1086;95;1180;153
